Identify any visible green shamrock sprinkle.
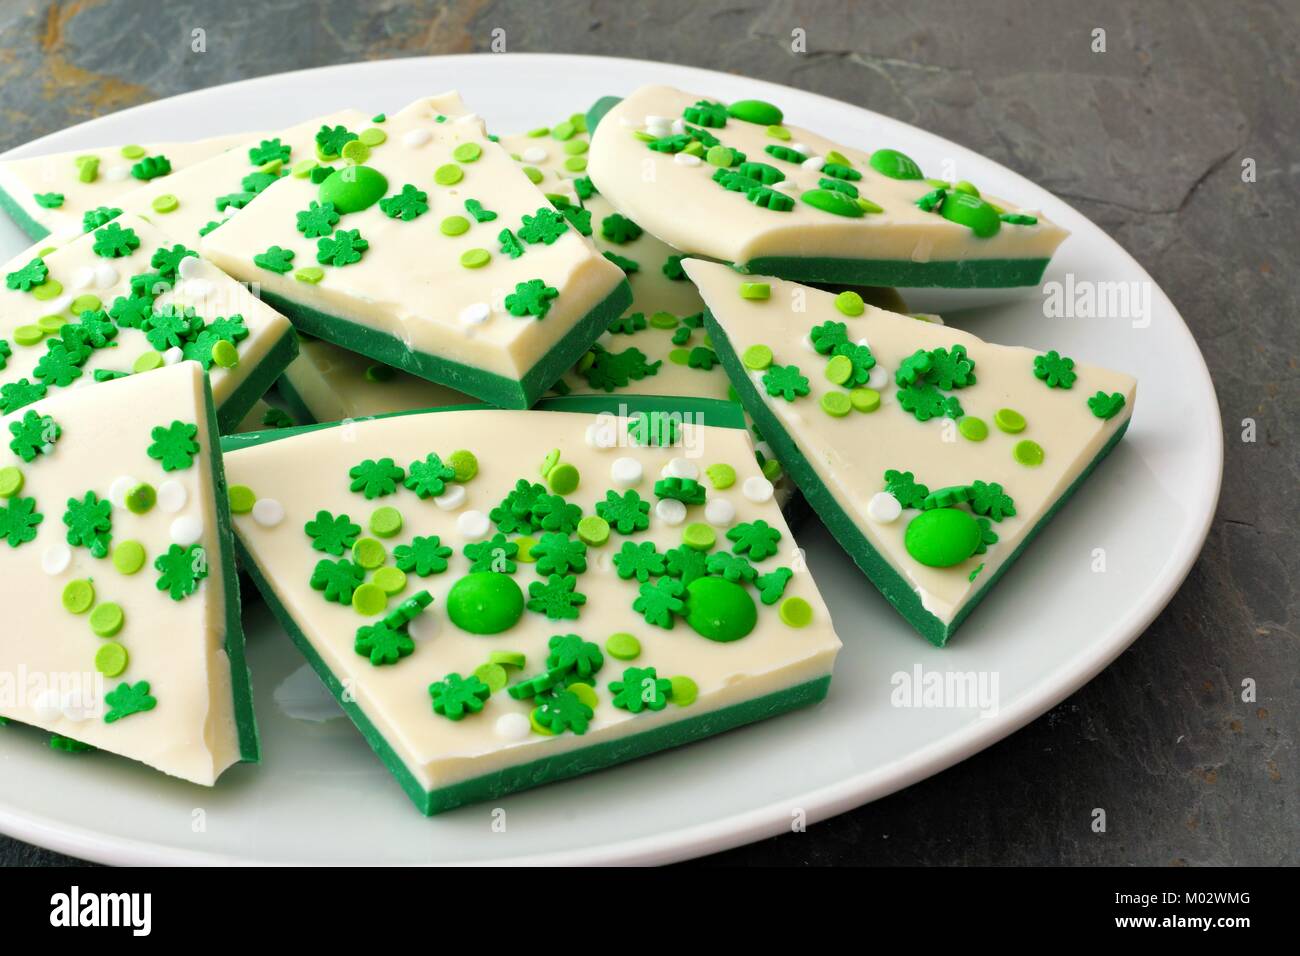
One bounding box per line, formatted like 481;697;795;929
505;279;559;319
130;155;171;181
706;549;758;583
34;192;64;208
143;303;200;351
603;251;639;274
428;672;491;720
533;690;594;736
897;383;963;422
613;540;665;582
82;206;120;231
560;204;592;235
609;666;672;712
0;379;47;415
663;255;687;280
532;532;588;576
1088;391;1127;420
0;496;43;548
756;566;793;605
6;257;48;292
809;320;850;355
355;621;414;666
517;207;570;245
316;228;368;267
632;577;685;629
762;364;810;402
248;138;291;165
546;634;604;679
884;469;929;510
464;198;497;222
253;245;296;274
596;489;650;535
526;574;586;620
581;346;661;392
8;410;60;462
402;453;456;498
463;533;519;574
305;509;361;556
968;481;1017;522
393;535;453;576
62;491;112;557
147;421;200;472
378;184;429;221
347;457;404;499
600;213;642;244
103;681;156;723
154;542;208;600
490;479;547;535
1033;350;1077;389
296;200;340;238
310;558;366;604
497;228;525;259
91;223;140;258
664;545;710;585
315;124;358;158
727;519;782;561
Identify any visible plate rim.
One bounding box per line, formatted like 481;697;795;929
0;52;1223;866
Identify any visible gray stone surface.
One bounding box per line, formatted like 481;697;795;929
0;0;1294;867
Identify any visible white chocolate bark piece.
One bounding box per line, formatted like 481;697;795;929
281;334;478;423
0;133;253;242
222;400;839;813
589;86;1069;287
686;259;1135;644
0;215;295;432
0;362;257;783
201;96;631;409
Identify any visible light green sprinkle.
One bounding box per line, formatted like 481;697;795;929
291;159;317;178
577;515;610;547
959;416;989;441
211;340;239;369
372;566;407;595
120;145;145;159
705;463;735;489
1014;439;1045;466
125;483;156;515
358;127;387;146
370;506;403;538
69;294;101;314
683;523;716;551
294;267;325;284
90;602;124;638
14;325;44;346
825;354;853;386
151;193;179;214
820;391;851;417
434;164;464;185
515;535;538;562
36;315;65;334
994;408;1027;433
351;583;387;616
835;290;865;316
132;351;164;373
521;166;543;184
473;662;509;693
228;485;256;514
452;142;482;163
353;537;386;569
95;642;128;678
668;348;691;365
459;248;490;269
779;596;813;628
340;140;370;164
32;280;63;301
0;466;23;498
849;388;881;413
739;282;770;300
448;449;478;481
490;650;527;669
548;462;580;495
111;540;146;575
606;632;641;661
563;157;588;172
62;579;95;614
767;125;791;140
440;215;470;236
670;675;698;706
649;311;678;329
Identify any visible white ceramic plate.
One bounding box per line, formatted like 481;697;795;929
0;54;1220;865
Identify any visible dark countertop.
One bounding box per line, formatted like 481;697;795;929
1;0;1294;867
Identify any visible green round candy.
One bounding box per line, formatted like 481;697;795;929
0;466;23;498
567;681;598;709
294;267;324;284
352;537;386;569
521;166;543;184
952;180;980;196
112;540;146;575
515;535;538;562
538;448;560;477
800;188;864;218
868;148;923;180
125;482;155;514
447;449;477;481
649;311;678;329
682;523;716;551
903;508;981;568
779;596;814;628
446;572;525;635
739;282;771;300
372;565;407;595
548;462;580;495
489;650;527;669
728;99;784;125
686;576;757;642
90;602;124;638
434;164;464;186
452;143;482;163
577;515;610;547
151;193;179;214
669;675;698;706
563;140;588;156
14;325;45;345
62;579;95;614
706;463;735;489
358;127;387;146
211;339;239;368
94;642;128;677
228;484;256;514
440;215;470;236
370;506;403;538
363;364;394;384
1014;439;1045;466
994;408;1027;433
825;354;853;385
552;119;576;140
959;416;989;441
835;291;865;316
766;124;791;140
762;458;783;481
705;145;734;167
820;391;851;417
36;315;66;333
32;280;62;301
460;248;490;269
850;387;881;413
351;583;388;616
668;348;691;365
473;662;509;693
940;191;1002;238
318;165;388;214
70;294;102;314
340;140;371;164
121;144;145;159
133;351;163;374
742;344;773;370
291;159;317;178
606;632;641;660
563;157;587;172
529;708;556;736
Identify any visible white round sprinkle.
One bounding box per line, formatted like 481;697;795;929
522;146;548;163
705;497;737;527
801;155;825;172
742;476;775;503
773;180;799;193
866;365;889;390
170;515;203;546
670;118;686;135
655;498;687;526
251;498;285;527
585;421;617;449
71;266;95;290
610;457;643;488
801;333;817;353
791;142;809;154
402;128;432;147
867;491;903;524
32;690;61;721
435;483;467;510
41;544;71;576
458;302;490;325
104;164;130;181
60;691;88;723
661;457;699;480
157;480;187;513
645;114;671;128
177;255;204;280
108;475;137;508
457;510;490;539
93;263;120;288
162;346;184;366
496;712;531;741
673;152;702;166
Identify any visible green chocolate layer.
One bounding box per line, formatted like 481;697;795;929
214;322;299;435
0;182;52;242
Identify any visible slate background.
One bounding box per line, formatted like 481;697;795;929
0;0;1294;867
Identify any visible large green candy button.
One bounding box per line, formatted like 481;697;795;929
685;576;757;642
903;508;981;568
868;148;923;180
800;188;864;218
940;191;1002;238
728;99;783;126
446;572;525;635
318;165;388;214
